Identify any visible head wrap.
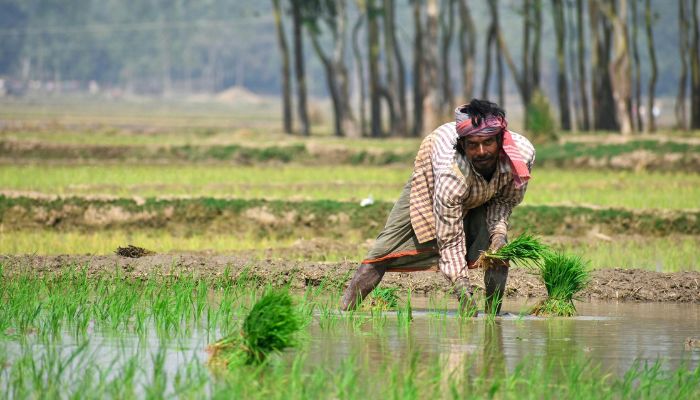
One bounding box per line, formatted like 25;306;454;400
454;104;531;188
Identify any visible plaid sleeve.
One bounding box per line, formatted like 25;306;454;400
434;168;468;282
486;181;527;239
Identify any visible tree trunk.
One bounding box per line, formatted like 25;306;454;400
352;14;368;137
644;0;657;133
367;0;383;137
385;0;408;135
412;0;425;136
691;0;700;129
439;0;456;112
481;0;496;99
458;0;476;102
424;0;440;129
589;0;619;131
531;0;542;90
676;0;690;130
607;0;634;135
565;2;581;130
272;0;293;134
291;1;310;136
576;0;591;131
551;0;571;130
630;0;643;131
494;1;505;107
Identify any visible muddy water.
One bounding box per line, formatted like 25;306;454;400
2;299;699;395
307;298;700;376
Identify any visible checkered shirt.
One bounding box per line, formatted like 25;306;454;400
409;122;535;281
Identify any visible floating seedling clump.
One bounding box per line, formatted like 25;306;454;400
208;289;301;366
480;233;550;268
531;252;590;317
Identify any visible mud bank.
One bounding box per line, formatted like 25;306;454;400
3;195;698;237
2;254;698;303
2;139;699;171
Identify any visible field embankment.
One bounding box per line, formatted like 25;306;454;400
3;253;699;303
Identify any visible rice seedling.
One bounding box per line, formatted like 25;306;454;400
208;288;302;365
530;252;590;317
479;232;551;268
362;286;401;311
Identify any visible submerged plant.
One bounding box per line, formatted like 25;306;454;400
531;252;590;317
208;289;301;365
480;232;551;268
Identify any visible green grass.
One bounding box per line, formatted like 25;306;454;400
483;233;551;268
0;269;698;398
2;165;699;209
1;231;698;272
531;252;590;317
209;289;302;365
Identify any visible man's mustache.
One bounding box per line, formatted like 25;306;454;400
473;155;495;162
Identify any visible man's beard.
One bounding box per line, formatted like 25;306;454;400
472;156;497;177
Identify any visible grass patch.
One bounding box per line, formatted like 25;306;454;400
531;252;590;317
2;165;698;210
209;289;302;365
481;233;550;268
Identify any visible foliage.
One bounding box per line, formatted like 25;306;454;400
531;252;590;316
364;286;400;310
209;288;302;365
482;232;551;268
525;90;558;143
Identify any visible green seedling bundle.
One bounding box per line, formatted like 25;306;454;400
481;233;590;317
208;289;302;365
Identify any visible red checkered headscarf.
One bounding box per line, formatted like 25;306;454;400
455;105;530;188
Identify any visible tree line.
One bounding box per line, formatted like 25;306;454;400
273;0;700;137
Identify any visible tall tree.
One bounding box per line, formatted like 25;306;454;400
576;0;591;131
644;0;658;132
439;0;456;111
676;0;690;130
352;12;368;136
290;0;311;136
497;0;543;126
630;0;643;131
691;0;700;129
305;0;358;137
412;0;425;136
551;0;571;130
383;0;408;135
424;0;440;129
482;0;506;106
367;0;383;136
588;0;619;131
458;0;476;102
272;0;293;134
603;0;634;135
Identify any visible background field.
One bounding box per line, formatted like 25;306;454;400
1;97;699;273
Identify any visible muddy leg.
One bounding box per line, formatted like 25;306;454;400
452;277;478;317
340;264;386;311
484;261;509;315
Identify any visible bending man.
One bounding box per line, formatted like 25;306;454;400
340;99;535;314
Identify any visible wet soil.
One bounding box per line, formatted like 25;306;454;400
2;254;699;303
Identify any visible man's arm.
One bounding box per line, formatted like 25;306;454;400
485;181;527;249
434;171;468;282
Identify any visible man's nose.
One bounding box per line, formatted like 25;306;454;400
476;144;486;155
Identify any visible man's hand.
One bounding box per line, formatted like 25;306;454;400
488;233;507;252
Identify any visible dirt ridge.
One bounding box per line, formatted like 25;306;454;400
2;254;698;303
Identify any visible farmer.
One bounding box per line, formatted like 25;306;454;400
340;99;535;315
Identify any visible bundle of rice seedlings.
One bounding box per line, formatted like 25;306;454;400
362;286;400;310
480;233;551;268
531;252;590;317
208;289;301;365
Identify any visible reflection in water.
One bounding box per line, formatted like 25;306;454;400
482;322;505;378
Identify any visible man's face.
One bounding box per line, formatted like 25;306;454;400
463;135;500;176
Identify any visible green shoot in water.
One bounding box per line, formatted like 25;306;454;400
364;286;400;310
209;289;301;365
481;232;551;268
531;252;590;317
